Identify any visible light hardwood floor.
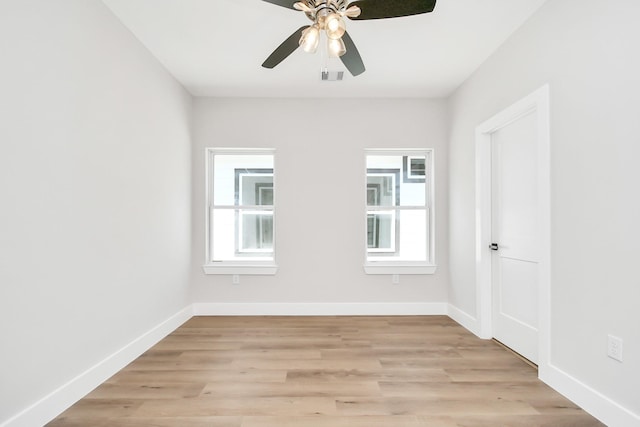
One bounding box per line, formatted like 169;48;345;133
48;316;604;427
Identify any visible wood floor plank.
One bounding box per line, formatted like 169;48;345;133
121;358;233;371
178;349;323;360
149;340;242;351
85;382;206;399
321;348;463;359
379;356;527;370
451;414;606;427
48;417;241;427
107;369;287;384
230;358;383;370
133;397;337;417
379;380;566;400
51;399;143;418
335;397;540;416
48;316;604;427
286;367;451;383
200;380;381;398
444;367;540;382
241;415;457;427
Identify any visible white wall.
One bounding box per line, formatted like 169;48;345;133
192;98;448;310
448;0;640;423
0;1;192;425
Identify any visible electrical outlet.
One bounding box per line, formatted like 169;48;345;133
232;274;240;285
607;335;623;362
392;274;400;284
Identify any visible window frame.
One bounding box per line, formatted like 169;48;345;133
203;148;278;275
364;148;436;275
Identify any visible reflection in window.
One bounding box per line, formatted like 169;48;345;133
366;170;399;254
404;155;426;181
366;151;433;264
367;212;395;252
207;150;275;263
236;169;273;253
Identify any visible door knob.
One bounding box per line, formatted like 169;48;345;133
489;243;499;251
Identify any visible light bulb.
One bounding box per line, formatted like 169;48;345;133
299;25;320;54
343;5;361;18
325;13;346;40
328;37;346;57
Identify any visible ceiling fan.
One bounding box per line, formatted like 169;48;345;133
261;0;437;76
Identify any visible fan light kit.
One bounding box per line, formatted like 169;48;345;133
295;0;358;58
262;0;437;76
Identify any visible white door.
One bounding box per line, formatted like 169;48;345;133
490;110;539;364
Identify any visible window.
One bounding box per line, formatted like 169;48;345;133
203;148;277;275
365;149;436;274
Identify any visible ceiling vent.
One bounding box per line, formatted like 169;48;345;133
321;70;344;81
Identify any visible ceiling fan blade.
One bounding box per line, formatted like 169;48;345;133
261;0;298;10
262;26;308;69
347;0;436;20
340;31;365;76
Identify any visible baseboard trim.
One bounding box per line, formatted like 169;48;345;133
193;302;448;316
1;305;193;427
540;363;640;427
447;304;480;337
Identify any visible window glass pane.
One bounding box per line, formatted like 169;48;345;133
212;208;274;262
213;154;274;206
366;154;425;207
239;174;273;205
366;155;400;207
211;208;235;261
367;211;395;251
408;156;426;178
366;209;428;262
402;155;427;206
397;209;427;261
367;175;397;206
240;211;273;252
367;155;402;170
400;179;426;206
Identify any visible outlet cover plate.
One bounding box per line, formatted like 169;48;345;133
607;335;623;362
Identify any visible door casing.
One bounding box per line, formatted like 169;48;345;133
475;84;551;373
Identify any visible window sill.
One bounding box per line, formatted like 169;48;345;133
363;263;437;275
202;264;278;275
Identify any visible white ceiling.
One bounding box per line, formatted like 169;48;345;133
102;0;547;98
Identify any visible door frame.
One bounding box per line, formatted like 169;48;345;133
475;84;551;371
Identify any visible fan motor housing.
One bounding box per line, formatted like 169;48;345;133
304;0;348;21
